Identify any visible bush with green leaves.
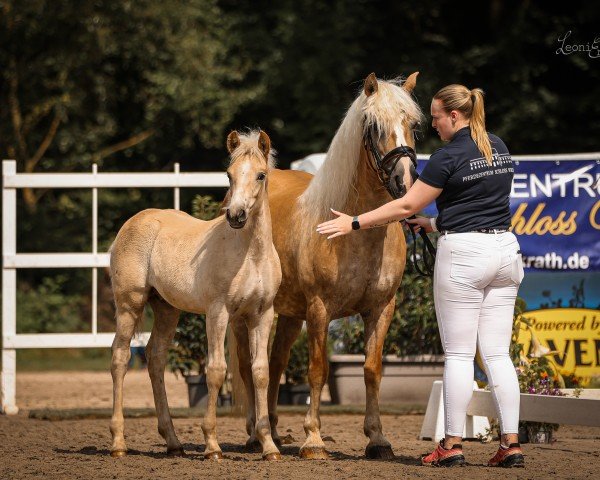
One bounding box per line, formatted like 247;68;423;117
285;328;310;385
17;275;84;334
167;311;208;377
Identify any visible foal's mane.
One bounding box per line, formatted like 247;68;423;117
298;78;423;225
229;130;277;169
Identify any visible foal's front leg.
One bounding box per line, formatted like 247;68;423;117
201;307;229;460
246;308;280;460
362;296;396;459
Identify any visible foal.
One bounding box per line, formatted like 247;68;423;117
109;130;282;460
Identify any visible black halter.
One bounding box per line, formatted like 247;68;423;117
363;125;436;277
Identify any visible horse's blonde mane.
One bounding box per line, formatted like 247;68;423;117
229;130;277;169
299;78;423;225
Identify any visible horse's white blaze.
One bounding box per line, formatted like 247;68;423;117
229;158;253;212
394;125;414;190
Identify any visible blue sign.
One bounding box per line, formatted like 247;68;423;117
417;158;600;272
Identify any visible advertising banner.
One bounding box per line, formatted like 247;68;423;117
510;159;600;272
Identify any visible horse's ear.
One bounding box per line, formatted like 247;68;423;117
258;130;271;158
403;72;419;93
226;130;240;154
364;72;378;97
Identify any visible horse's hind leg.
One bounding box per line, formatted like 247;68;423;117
110;296;147;457
201;306;229;460
267;314;304;443
147;295;183;456
362;296;396;460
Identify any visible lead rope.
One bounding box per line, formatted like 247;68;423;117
404;216;437;277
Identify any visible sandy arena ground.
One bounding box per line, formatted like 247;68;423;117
1;371;598;479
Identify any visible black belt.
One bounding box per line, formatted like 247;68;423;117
442;228;508;234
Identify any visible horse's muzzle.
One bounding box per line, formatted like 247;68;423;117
226;209;247;229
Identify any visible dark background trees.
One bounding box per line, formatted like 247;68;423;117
1;0;598;337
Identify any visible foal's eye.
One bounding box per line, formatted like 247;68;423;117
257;172;266;181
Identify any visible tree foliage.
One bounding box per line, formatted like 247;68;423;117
2;0;597;339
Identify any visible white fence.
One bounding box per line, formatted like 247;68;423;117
2;152;600;415
1;160;228;414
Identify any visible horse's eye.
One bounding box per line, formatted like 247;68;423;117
413;122;422;141
257;172;266;181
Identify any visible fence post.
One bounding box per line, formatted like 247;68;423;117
2;160;19;414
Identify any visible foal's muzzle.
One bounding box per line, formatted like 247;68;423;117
226;209;247;229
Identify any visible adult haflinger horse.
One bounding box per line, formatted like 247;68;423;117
109;130;282;460
265;73;423;459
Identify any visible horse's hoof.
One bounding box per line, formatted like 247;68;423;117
365;444;395;460
167;447;185;457
245;439;262;453
204;451;223;461
110;449;127;458
299;446;329;459
263;452;282;461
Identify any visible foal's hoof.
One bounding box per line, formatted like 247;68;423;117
299;446;329;460
110;449;127;458
167;447;185;457
365;444;395;460
204;451;224;461
263;452;282;461
245;439;262;452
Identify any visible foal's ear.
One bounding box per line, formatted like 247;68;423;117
364;72;378;97
226;130;240;154
258;130;271;158
403;72;419;93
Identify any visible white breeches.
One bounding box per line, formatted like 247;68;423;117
434;231;523;436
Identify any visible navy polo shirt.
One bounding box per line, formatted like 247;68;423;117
419;126;514;232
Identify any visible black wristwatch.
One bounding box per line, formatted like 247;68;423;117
352;216;361;230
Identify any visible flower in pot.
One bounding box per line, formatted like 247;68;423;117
508;299;585;444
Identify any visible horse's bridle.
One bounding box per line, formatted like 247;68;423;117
363;124;417;199
362;124;436;277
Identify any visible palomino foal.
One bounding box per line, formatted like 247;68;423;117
109;130;282;460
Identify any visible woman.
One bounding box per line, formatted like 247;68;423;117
316;84;524;468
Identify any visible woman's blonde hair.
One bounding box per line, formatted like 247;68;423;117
434;84;493;165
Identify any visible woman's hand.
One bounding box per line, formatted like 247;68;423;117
405;217;434;234
316;209;353;239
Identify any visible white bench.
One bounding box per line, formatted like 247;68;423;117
419;380;600;441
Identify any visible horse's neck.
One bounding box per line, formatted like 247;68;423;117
346;150;392;213
238;193;273;255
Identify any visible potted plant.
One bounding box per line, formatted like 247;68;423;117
278;327;311;405
510;298;568;443
328;253;444;405
168;311;210;407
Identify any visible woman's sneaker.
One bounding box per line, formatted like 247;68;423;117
488;443;525;468
421;440;465;467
